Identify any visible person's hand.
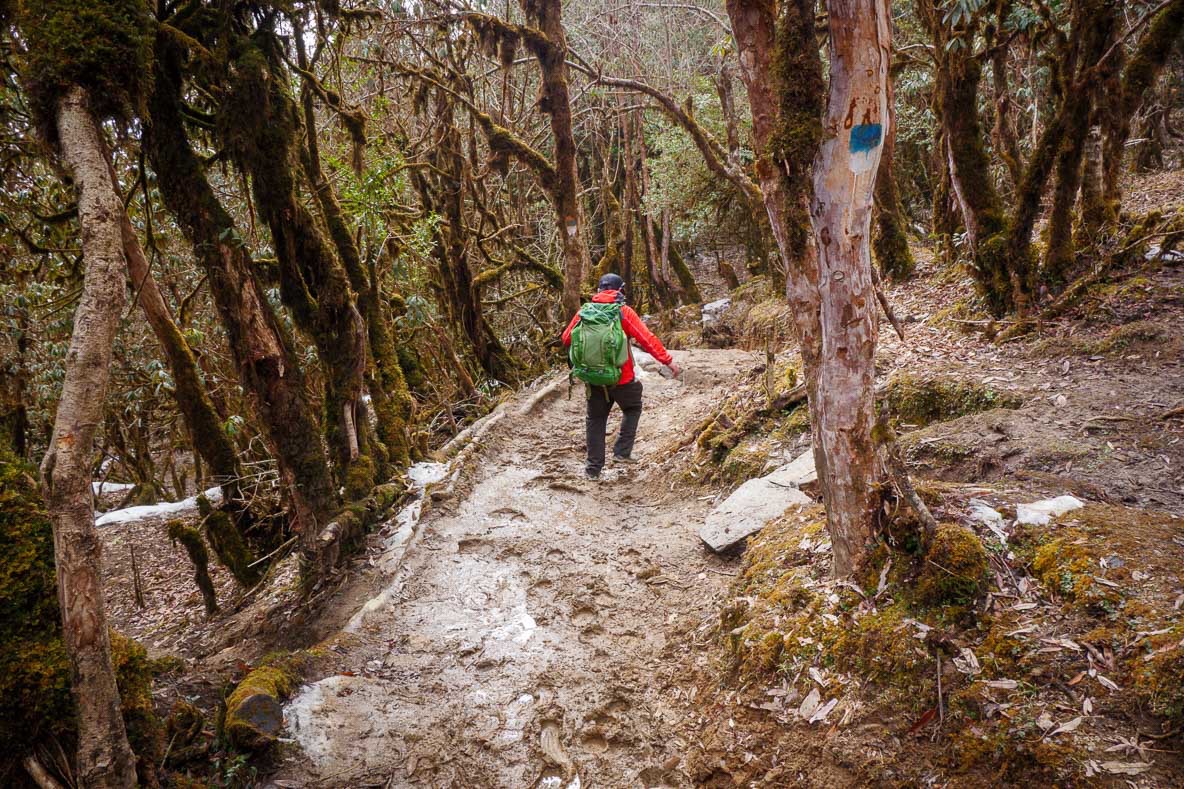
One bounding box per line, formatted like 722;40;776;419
667;361;682;379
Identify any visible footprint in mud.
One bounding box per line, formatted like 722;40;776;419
579;732;610;754
570;604;598;629
536;719;579;789
456;537;494;556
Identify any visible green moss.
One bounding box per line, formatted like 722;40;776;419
167;519;219;615
196;496;261;588
1029;530;1121;611
1132;623;1184;721
1092;319;1166;352
915;524;989;607
0;453;163;779
15;0;154;133
110;630;165;786
885;372;1022;428
344;453;377;501
223;652;308;750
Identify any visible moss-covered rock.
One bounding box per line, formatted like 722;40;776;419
914;524;989;607
885;372;1022;428
224;653;308;750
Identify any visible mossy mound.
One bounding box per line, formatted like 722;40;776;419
885;372;1022;428
0;453;163;781
722;507;950;709
914;524;989;607
1030;318;1171;358
1010;503;1184;725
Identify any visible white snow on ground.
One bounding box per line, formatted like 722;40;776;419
701;297;731;326
407;461;449;487
1015;495;1084;526
92;481;136;496
344;461;450;632
95;487;223;527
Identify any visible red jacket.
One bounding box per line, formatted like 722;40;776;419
562;290;673;385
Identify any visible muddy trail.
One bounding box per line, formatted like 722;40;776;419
272;349;761;788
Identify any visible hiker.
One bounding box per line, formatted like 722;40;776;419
562;273;681;479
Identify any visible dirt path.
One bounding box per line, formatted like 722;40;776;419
273;349;762;788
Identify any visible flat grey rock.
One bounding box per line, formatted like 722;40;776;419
700;451;816;552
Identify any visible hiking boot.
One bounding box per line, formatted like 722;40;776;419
612;454;638;465
585;468;601;480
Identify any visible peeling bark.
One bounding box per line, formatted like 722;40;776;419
727;0;886;576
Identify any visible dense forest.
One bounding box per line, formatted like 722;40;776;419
2;0;1184;786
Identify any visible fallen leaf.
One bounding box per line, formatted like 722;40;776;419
908;707;937;734
1048;716;1084;737
798;687;821;719
1100;761;1152;776
809;698;838;724
1097;674;1120;691
985;679;1018;690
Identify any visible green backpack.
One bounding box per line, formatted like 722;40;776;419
569;302;630;386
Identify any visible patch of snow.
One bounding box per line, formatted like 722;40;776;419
1145;244;1184;262
701;297;731;326
487;605;537;645
92;481;136;496
345;461;451;632
968;498;1008;543
1015;495;1084;526
95;487;222;527
407;461;449;488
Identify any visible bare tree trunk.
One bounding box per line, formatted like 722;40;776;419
728;0;886;576
810;0;890;575
41;85;138;789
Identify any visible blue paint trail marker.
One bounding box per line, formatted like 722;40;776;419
849;123;883;173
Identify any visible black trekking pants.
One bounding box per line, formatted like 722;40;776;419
585;379;643;474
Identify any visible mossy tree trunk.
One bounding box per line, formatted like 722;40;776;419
1043;1;1119;287
522;0;587;317
728;0;888;576
145;39;339;548
119;212;246;511
1102;0;1184;208
219;38;373;497
294;35;415;472
41;84;139;789
873;75;915;281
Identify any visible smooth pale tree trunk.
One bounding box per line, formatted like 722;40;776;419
810;0;891;575
40;85;138;789
728;0;887;576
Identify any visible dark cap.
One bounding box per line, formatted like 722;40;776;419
597;273;624;292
